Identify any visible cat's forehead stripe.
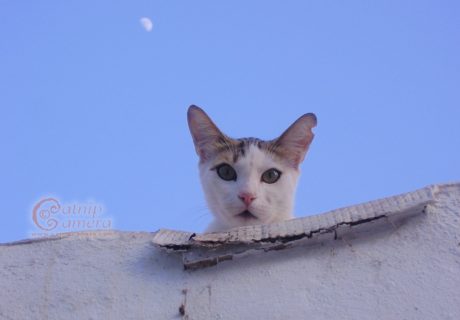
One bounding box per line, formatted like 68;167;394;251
211;136;288;166
234;138;261;162
214;137;272;163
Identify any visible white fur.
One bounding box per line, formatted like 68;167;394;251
200;144;300;232
187;105;316;233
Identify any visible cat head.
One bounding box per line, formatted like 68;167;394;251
187;105;317;232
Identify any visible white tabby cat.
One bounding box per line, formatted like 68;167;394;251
187;105;317;232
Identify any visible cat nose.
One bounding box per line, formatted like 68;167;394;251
238;192;256;206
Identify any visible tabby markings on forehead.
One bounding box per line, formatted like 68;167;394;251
212;137;281;163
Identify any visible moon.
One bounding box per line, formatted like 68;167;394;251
140;17;153;32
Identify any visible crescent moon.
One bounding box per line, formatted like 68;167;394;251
140;17;153;32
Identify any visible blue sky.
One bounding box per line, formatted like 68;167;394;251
1;1;459;243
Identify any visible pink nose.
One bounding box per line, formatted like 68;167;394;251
238;192;256;206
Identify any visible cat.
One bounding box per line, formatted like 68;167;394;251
187;105;317;233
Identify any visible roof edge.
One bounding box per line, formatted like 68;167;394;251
152;182;460;269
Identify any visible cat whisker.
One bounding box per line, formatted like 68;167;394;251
193;212;211;223
188;203;212;223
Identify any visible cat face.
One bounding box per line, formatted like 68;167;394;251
187;105;316;232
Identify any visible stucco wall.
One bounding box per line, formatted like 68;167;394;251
1;183;459;320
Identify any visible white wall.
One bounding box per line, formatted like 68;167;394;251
1;183;459;320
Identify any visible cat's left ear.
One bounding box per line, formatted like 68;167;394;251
187;105;228;161
273;113;317;168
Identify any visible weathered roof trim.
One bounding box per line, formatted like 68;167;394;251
152;184;448;270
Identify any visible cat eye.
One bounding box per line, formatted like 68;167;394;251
216;163;237;181
261;168;281;184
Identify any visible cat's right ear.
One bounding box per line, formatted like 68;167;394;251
187;105;226;161
272;113;317;169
